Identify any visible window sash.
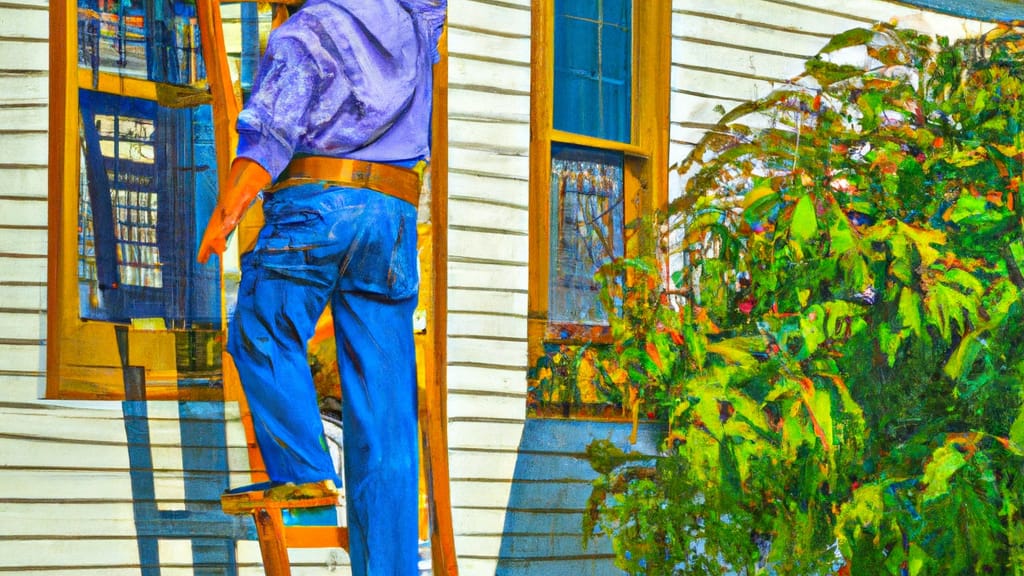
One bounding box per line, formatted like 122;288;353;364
552;0;633;144
548;144;626;329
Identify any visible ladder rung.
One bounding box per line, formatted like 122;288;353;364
221;493;339;515
284;526;350;549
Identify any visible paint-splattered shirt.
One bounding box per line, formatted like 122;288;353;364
235;0;446;180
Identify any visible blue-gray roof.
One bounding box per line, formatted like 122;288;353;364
896;0;1024;21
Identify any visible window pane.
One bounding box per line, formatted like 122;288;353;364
553;0;632;143
78;0;206;86
78;89;221;325
554;0;598;21
549;144;625;327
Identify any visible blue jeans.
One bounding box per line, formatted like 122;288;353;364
227;182;419;575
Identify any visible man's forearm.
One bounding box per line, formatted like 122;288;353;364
218;157;271;232
197;157;271;263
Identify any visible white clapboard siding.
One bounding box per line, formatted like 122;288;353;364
0;311;45;341
448;338;528;372
0;130;48;167
0;225;47;263
668;0;987;181
447;229;529;266
0;283;46;310
0;71;48;106
448;311;527;340
447;364;529;396
448;198;530;235
448;287;529;316
446;0;532;572
0;103;48;133
449;0;531;38
664;0;991;375
448;118;531;164
0;40;49;71
0;398;306;573
448;171;529;208
0;5;48;38
449;88;530;124
0;165;48;197
448;449;520;481
0;200;48;231
447;389;527;422
448;478;515;509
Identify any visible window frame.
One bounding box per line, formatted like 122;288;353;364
528;0;672;361
46;0;238;400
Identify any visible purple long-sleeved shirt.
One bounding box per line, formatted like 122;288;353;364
235;0;446;181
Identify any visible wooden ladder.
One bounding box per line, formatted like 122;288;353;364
222;490;349;576
191;1;457;574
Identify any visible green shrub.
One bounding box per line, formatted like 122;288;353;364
582;23;1024;575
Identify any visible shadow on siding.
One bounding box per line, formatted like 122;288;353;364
496;418;663;576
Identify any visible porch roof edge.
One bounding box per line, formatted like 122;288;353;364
892;0;1024;22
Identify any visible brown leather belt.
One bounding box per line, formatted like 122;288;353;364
268;156;423;206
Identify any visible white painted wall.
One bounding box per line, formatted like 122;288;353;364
444;0;532;572
668;0;988;188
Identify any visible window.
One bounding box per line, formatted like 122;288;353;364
48;0;232;399
553;0;632;143
548;143;625;327
529;0;671;346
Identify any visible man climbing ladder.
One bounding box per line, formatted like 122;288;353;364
196;1;448;574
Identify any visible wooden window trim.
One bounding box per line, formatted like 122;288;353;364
528;0;672;365
47;0;237;400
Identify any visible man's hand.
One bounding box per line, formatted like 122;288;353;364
198;206;233;264
198;158;272;264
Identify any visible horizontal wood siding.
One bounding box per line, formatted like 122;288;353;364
668;0;987;176
0;0;48;394
493;420;663;576
446;0;532;573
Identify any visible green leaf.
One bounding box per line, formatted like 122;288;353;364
944;330;983;380
791;195;819;243
719;439;744;499
1010;404;1024;450
829;205;856;255
942;268;984;295
805;58;867;87
921;443;968;502
836;483;886;544
908;543;928;576
898;286;922;336
586;439;650;475
898;221;946;267
682;323;707;368
878;322;903;367
819;27;877;54
799;306;826;358
897;157;926;206
949;194;989;224
973;88;990;114
824;300;858;337
807;385;834;450
706;336;761;367
670;269;684;288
